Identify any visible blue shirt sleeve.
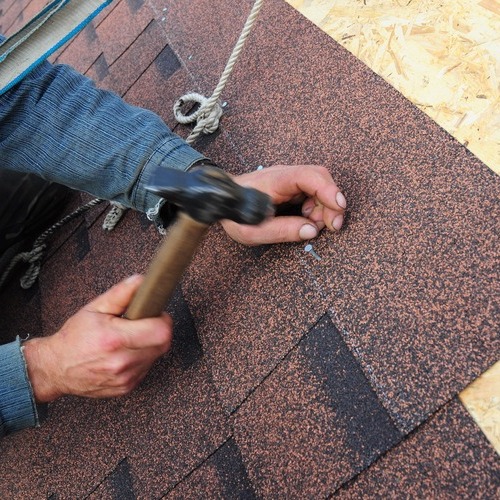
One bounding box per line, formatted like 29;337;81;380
0;60;206;215
0;337;45;437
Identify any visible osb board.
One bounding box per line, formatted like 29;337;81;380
460;360;500;454
286;0;500;174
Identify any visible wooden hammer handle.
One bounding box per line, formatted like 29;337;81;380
124;212;208;320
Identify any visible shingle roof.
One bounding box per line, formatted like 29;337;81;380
0;0;498;497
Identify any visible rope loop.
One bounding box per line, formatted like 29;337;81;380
173;93;208;124
173;92;224;137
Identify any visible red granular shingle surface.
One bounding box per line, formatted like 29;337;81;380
337;398;500;499
95;0;153;66
123;45;188;130
0;0;498;497
164;0;500;432
52;23;103;74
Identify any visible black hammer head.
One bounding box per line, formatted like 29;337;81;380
146;165;274;225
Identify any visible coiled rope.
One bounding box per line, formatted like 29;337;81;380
0;198;104;289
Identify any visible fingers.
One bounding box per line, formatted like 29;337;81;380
302;194;345;232
287;165;346;213
86;274;143;315
234;165;347;237
113;313;173;352
83;273;173;353
222;216;324;245
242;164;346;211
312;183;346;231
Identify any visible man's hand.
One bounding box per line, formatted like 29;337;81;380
221;164;346;245
23;275;173;403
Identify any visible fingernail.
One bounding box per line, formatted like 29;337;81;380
332;214;344;231
125;274;141;284
336;191;347;209
299;224;318;240
302;205;313;217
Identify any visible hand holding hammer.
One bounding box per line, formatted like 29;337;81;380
124;165;273;320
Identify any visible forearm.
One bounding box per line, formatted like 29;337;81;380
0;61;205;214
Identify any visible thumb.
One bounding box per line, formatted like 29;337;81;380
226;216;320;245
86;274;144;315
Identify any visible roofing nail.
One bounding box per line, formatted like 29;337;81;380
304;244;321;261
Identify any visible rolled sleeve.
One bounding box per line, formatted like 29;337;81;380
131;134;205;214
0;337;43;437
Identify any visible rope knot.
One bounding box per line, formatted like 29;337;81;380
17;244;47;289
173;93;224;142
197;105;223;134
25;244;47;263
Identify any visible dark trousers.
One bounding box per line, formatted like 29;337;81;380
0;169;70;274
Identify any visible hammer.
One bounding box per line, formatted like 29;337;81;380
124;165;273;320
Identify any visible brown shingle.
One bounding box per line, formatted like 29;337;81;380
0;0;497;496
232;314;401;497
96;0;153;66
337;398;500;498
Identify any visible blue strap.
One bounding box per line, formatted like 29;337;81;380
0;0;112;95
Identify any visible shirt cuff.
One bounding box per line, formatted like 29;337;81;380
0;337;45;436
131;135;206;215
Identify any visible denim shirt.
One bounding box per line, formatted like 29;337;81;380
0;60;205;211
0;60;205;436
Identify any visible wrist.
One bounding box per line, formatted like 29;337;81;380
23;337;62;403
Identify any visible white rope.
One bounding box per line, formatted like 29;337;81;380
174;0;264;145
0;198;104;289
102;201;127;230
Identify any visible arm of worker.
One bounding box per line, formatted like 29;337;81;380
0;60;206;217
1;60;345;240
1;58;345;240
0;275;172;437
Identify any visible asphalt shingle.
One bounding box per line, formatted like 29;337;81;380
0;0;498;496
